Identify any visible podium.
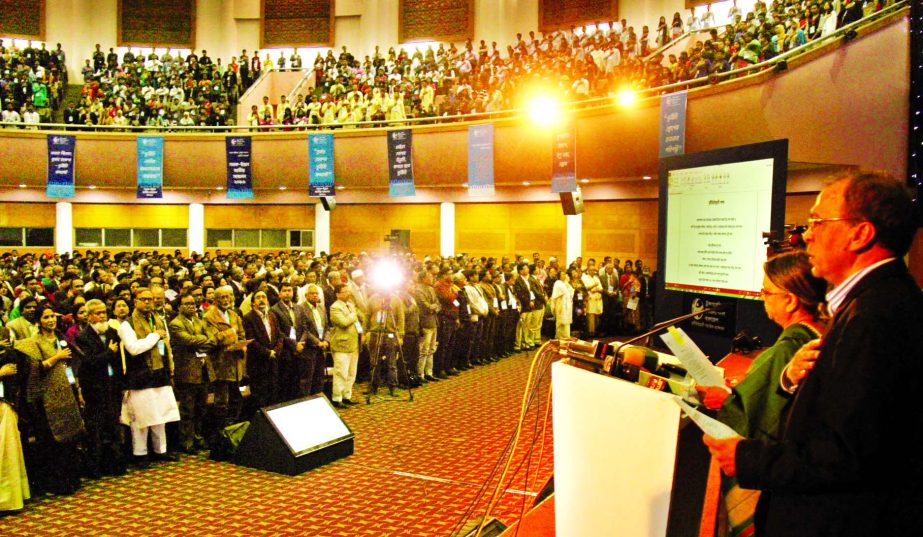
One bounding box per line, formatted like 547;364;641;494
551;362;682;537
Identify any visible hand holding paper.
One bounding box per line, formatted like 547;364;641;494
674;397;739;439
659;326;726;388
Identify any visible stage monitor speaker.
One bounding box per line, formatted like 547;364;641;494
320;196;336;211
233;394;354;476
560;189;584;215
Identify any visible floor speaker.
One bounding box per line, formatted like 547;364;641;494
320;196;336;211
233;394;354;475
560;189;584;215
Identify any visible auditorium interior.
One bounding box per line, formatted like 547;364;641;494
0;0;920;536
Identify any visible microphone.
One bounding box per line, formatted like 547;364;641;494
557;305;727;377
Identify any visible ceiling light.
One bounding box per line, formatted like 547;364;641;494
580;178;589;184
642;175;653;180
336;185;345;190
88;184;97;190
522;181;531;186
18;184;27;188
215;185;224;190
278;185;287;190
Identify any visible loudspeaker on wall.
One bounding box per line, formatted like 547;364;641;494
560;189;584;215
320;196;336;211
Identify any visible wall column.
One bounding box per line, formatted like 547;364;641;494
440;202;455;257
565;213;583;266
55;202;72;254
315;203;331;254
188;203;204;254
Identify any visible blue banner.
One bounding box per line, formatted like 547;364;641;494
659;90;687;158
226;136;253;199
46;134;75;198
137;136;164;198
551;124;577;193
309;133;335;197
387;129;415;197
467;124;495;197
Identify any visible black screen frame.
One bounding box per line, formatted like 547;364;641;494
654;139;789;361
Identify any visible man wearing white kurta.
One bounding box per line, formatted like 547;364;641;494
119;288;180;465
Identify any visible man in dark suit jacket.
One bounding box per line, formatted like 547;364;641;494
243;290;283;415
299;284;329;396
271;282;305;401
705;173;923;536
169;293;215;453
75;298;125;477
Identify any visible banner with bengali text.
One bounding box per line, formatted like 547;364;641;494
387;129;415;197
226;136;253;199
309;133;335;197
659;91;687;158
551;124;577;193
137;136;164;198
46;134;75;198
467;124;495;197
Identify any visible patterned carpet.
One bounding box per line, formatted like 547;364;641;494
3;348;557;537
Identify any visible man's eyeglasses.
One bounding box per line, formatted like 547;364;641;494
806;216;860;230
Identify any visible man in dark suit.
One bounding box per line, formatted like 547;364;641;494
300;284;329;396
75;299;125;477
243;290;283;414
271;282;304;401
169;293;215;453
512;263;537;350
705;172;922;536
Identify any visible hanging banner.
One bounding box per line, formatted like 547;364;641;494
659;90;687;158
467;124;495;197
308;133;335;197
551;123;577;193
46;134;76;198
226;136;253;199
137;135;164;198
387;128;416;197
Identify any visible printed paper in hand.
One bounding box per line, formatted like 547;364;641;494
659;326;725;387
674;397;739;439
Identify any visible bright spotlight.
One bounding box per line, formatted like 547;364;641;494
527;94;561;127
616;88;636;107
369;259;404;292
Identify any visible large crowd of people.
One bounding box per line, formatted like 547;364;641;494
0;0;893;130
0;41;67;128
248;0;890;128
59;44;240;129
0;246;654;511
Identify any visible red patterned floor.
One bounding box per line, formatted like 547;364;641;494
4;349;556;536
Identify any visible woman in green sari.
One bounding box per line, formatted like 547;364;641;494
701;251;827;536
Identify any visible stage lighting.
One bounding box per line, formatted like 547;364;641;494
616;88;636;107
527;94;562;127
369;259;404;292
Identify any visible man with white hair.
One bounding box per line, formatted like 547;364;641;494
203;285;247;435
347;268;369;327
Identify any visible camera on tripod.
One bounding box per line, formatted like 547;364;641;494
762;224;807;256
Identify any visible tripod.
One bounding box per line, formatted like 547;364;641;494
365;297;415;404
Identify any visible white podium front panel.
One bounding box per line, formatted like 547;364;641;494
551;362;681;537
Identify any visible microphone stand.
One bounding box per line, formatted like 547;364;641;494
604;307;724;376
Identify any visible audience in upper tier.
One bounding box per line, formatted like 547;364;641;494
0;247;654;511
1;0;893;130
0;41;66;128
63;45;240;129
